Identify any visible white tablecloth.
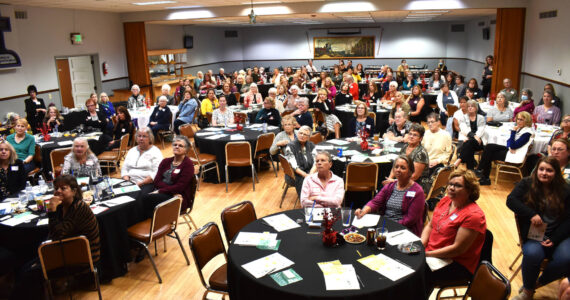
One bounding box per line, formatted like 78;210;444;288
130;105;179;129
485;123;556;154
479;101;520;113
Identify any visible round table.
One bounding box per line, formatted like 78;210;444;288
129;105;179;129
334;105;390;137
484;122;553;154
228;209;427;299
194;126;280;182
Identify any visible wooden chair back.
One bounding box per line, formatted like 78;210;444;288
225;142;252;167
309;132;323;144
255;132;275;154
50;147;72;176
425;166;453;200
220;201;257;242
345;162;378;192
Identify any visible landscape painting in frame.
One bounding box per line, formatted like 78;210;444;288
314;36;375;59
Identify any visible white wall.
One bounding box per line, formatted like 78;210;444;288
0;5;127;116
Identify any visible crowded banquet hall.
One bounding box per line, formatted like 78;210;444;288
0;0;569;299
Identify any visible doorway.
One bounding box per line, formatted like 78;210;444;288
55;55;100;108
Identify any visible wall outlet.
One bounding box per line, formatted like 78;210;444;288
556;68;562;76
48;93;52;99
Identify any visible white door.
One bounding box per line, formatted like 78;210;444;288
69;56;96;108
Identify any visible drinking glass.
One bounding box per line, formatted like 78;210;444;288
341;208;351;227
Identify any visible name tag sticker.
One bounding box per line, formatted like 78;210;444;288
173;169;180;174
564;168;570;175
449;213;458;221
547;110;553;114
406;191;416;197
122;128;126;132
11;166;18;171
366;125;371;129
86;161;94;166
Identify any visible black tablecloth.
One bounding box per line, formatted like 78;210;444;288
228;209;427;299
37;133;102;174
334;107;390;138
194;127;280;182
0;186;147;281
61;110;88;132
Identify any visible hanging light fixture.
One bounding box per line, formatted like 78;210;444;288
248;0;256;24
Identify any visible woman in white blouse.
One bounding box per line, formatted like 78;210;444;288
121;127;163;194
212;95;234;127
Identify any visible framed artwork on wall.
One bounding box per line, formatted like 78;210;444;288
313;36;375;59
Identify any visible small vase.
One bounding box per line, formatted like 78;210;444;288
322;230;338;247
236;123;243;131
43;134;51;142
360;140;368;151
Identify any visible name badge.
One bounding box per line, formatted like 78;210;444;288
173;169;180;174
122;128;126;132
11;166;18;171
414;100;418;104
564;168;570;175
547;110;553;114
449;213;458;221
86;161;94;166
366;125;371;129
406;191;416;197
511;91;515;94
267;112;272;116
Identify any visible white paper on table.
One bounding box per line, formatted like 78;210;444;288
206;134;228;140
315;145;334;150
230;134;245;140
322;264;360;290
58;140;74;146
76;177;90;186
102;196;135;207
371;149;382;155
82;132;101;137
195;131;217;136
386;229;421;245
234;232;278;246
37;141;54;146
358;253;414;281
352;214;380;228
350;155;368;162
426;257;453;271
0;202;13;214
90;205;109;215
327;139;351;146
369;156;389;163
36;218;49;226
267;126;279;130
527;223;547;241
1;213;38;226
204;127;223;131
248;124;263;128
343;150;361;156
112;184;140;195
263;214;301;232
241;252;295;279
108;178;124;186
304;208;326;222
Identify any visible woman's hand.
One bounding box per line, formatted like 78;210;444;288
277;140;289;147
354;207;370;219
48;195;63;212
474;136;482;144
150;121;157;126
382;178;396;186
530;214;543;226
122;175;130;181
540;239;553;247
509;149;516;154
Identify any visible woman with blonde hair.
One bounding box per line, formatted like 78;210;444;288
7;118;36;174
313;88;341;138
62;137;102;178
43;106;64;132
0;141;26;200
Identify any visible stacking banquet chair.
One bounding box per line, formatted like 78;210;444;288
189;222;228;300
368;111;376;127
494;142;533;188
50;147;72;177
127;196;190;283
27;144;43;182
309;132;323;144
463;261;511;300
278;154;300;208
225;142;258;192
179;175;199;232
97;133;129;174
188;141;220;190
38;236;102;300
179;123;197;143
508;215;549;282
435;229;494;300
157;114;175;149
425;166;453;201
345;162;378;199
254;132;277;177
220;200;257;243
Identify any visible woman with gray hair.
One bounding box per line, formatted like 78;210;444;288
142;135;195;215
291;97;313;128
284;125;317;197
268;87;285;113
148;96;173;137
156;84;174;105
62;137;102;177
284;85;301;111
122;127;163;194
454;100;487;170
486;92;513;123
128;84;146;109
300;151;344;208
512;88;535;120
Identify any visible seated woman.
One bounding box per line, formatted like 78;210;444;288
382;81;398;103
448;96;469;137
212;95;234;127
42;106;64;132
384;110;412;143
486;92;513;123
477;111;533;185
513;88;536;119
402;73;417;91
361;81;381;104
148;96;173;137
356;155;425;236
174;89;198;135
275;85;289;112
284;126;316;197
389;92;411;124
0;141;26;201
270;115;298;156
84;97;108;133
466;78;483;99
549;114;570;147
243;83;262;108
454;100;486;170
313;88;341;139
422;169;486;293
7;119;36;174
300;151;344;208
423;113;453;174
291;97;313;129
507;157;570;300
201;88;219;116
99;92;116;133
349;102;374;137
454;76;466;97
268;88;285;114
48;175;100;264
323;77;337;101
121;127;163;195
429;70;444;90
534;90;561;125
541;83;562;109
127;84;146;109
199;73;216;91
221;82;237;106
385;124;430;193
142;136;195;217
408;85;425;123
155;84;174;105
436;83;459;126
62;137;102;178
105;106;133;150
334;82;353;107
255;97;281;127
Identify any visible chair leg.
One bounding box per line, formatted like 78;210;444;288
187;214;198;229
144;245;163;283
173;230;191;265
251;165;256;191
93;268;103;300
509;264;522;282
215;162;221;184
509;250;523;269
182;214;193;231
197;169;202;191
279;184;289;208
154;240;158;256
225;165;229;192
163;236;167;253
269;157;277;177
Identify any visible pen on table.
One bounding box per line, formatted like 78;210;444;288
0;215;12;221
356;274;365;287
391;231;404;238
356;250;362;257
394;258;412;269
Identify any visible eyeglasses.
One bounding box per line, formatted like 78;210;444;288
551;147;566;152
86;104;96;108
426;121;436;124
298;132;310;137
172;144;186;148
563;119;570;123
448;183;464;189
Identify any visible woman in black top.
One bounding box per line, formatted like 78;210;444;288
106;106;133;150
349;102;374;137
255;97;281;127
467;78;483;100
0;141;26;201
335;82;353;107
481;55;493;98
361;81;382;104
149;96;173;137
221;82;237;106
313;88;341;139
83;98;108;133
24;85;46;134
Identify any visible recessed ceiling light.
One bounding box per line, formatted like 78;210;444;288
320;2;375;13
167;9;214;19
406;1;464;10
240;5;291;16
411;10;449;14
166;5;201;9
241;1;281;4
132;1;176;5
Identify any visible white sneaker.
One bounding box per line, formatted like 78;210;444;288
512;289;533;300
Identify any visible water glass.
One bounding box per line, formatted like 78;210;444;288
304;207;313;222
375;228;388;250
341;208;351;227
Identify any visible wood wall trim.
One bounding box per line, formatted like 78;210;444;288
521;72;570;88
0;88;59;102
493;8;526;93
102;76;128;83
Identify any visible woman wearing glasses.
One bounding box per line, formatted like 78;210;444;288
83;97;108;133
270;115;297;156
507;156;570;300
0;141;26;201
548;114;570;147
284;126;316;197
300;151;344;208
421;169;487;295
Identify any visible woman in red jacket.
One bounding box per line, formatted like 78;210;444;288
142;135;195;217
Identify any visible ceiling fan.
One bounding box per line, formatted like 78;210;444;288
248;0;256;24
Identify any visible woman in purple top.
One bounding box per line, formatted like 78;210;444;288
408;85;425;123
355;155;426;236
513;88;535;120
534;90;561;125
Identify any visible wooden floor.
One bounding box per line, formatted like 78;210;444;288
71;141;561;300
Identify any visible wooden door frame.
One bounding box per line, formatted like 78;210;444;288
54;54;102;108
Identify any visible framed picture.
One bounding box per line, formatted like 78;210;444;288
313;36;375;59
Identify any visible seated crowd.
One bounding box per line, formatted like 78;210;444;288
1;60;568;299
